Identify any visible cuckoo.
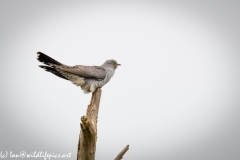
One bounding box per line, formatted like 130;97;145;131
37;52;120;93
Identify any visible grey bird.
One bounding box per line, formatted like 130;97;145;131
37;52;120;93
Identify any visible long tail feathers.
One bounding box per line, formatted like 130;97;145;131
37;52;62;66
37;52;70;81
39;65;68;80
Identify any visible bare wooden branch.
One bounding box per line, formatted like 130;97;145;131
77;88;129;159
77;88;102;160
114;145;130;160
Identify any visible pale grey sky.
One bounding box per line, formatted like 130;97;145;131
0;0;240;160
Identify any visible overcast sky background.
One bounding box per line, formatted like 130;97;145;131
0;0;240;160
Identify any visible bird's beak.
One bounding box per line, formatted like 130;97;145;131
117;64;121;66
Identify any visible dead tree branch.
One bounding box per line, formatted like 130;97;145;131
77;88;129;160
77;88;102;160
114;145;130;160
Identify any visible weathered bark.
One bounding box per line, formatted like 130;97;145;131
114;145;130;160
77;88;129;160
77;88;102;160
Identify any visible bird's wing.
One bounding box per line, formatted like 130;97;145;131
54;65;106;79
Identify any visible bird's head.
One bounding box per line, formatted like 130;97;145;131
103;59;121;69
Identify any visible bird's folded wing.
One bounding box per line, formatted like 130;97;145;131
55;65;106;79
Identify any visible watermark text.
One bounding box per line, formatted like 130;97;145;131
0;151;71;160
